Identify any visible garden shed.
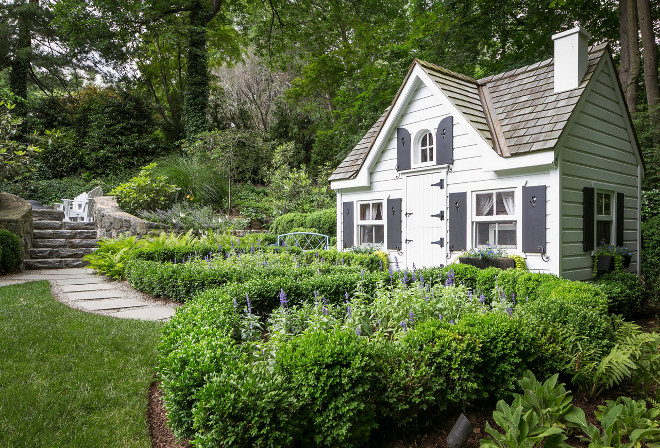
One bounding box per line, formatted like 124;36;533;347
330;27;643;280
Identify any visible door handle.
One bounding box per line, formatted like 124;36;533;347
405;239;413;244
405;212;413;217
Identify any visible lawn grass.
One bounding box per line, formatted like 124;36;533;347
0;281;163;448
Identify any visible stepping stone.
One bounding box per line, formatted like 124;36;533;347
61;283;116;293
67;290;125;301
56;277;108;285
39;268;93;275
74;298;148;311
110;307;176;321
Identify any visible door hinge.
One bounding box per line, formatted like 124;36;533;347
431;211;445;220
431;180;444;189
405;239;413;244
405;212;413;217
431;238;445;247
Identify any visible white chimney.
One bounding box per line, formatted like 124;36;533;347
552;27;591;93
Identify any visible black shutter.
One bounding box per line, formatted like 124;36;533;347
396;128;411;171
386;198;402;250
342;201;354;249
522;185;546;253
616;192;624;247
435;116;453;165
448;192;467;251
583;187;595;252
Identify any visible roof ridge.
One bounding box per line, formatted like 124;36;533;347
414;59;479;85
477;42;608;85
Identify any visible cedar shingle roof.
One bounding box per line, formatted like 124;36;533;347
330;44;608;181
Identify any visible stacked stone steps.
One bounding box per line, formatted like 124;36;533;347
26;209;98;270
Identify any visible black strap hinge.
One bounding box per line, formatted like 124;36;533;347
431;238;445;247
431;211;445;220
431;180;444;189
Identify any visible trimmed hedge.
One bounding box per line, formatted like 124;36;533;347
595;270;650;316
0;229;21;273
270;209;337;237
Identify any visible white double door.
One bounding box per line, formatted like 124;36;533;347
404;171;447;269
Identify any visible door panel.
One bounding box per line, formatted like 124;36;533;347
405;171;446;269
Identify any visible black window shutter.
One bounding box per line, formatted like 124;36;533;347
522;185;546;253
396;128;411;171
448;192;467;251
435;116;453;165
386;198;402;250
583;187;595;252
342;201;354;249
616;192;624;246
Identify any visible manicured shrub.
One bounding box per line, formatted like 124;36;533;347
382;320;482;426
476;267;502;302
158;290;241;438
454;313;545;399
494;268;526;299
109;163;178;215
304;208;336;237
270;212;307;235
542;280;608;313
595;271;649;316
274;328;380;447
0;229;21;273
513;272;559;302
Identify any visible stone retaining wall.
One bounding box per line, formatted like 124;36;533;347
0;192;33;270
92;196;165;239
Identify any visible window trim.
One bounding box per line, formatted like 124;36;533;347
412;129;435;167
356;200;385;246
471;189;518;249
595;190;615;246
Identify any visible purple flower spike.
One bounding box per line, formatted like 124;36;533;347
506;307;513;317
279;289;288;308
403;271;408;285
347;304;352;318
439;314;443;321
246;293;252;315
401;321;407;332
468;290;473;299
345;291;349;303
233;297;238;310
379;260;383;270
356;327;362;336
409;311;414;324
449;319;454;325
395;256;399;270
361;269;365;281
419;271;424;284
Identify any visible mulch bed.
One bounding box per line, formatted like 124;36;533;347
148;304;659;448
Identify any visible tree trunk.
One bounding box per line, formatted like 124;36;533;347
618;0;632;108
183;7;210;138
627;0;640;113
637;0;659;146
9;0;38;109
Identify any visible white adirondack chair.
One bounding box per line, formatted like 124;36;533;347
59;186;103;222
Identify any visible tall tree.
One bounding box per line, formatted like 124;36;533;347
636;0;659;142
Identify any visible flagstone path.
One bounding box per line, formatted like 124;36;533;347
0;268;179;321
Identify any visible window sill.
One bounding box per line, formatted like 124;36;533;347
401;164;447;176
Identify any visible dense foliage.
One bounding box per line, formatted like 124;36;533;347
0;229;20;273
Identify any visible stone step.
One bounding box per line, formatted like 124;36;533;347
32;238;99;249
29;247;95;259
33;229;97;240
32;209;64;221
33;220;96;231
25;258;88;270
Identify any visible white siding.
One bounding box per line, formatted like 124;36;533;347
559;61;641;280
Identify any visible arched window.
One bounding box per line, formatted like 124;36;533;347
420;131;433;164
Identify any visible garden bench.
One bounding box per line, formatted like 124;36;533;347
277;232;329;251
56;186;103;222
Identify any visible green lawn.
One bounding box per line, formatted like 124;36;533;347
0;281;163;448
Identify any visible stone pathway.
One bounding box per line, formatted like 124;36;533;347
0;268;179;321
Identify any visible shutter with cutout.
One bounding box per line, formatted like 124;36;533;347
387;198;402;251
435;116;453;165
396;128;411;171
522;185;546;253
583;187;595;252
342;201;354;249
616;192;624;246
448;192;467;251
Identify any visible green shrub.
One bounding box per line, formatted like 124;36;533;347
642;215;660;297
544;281;608;313
382;320;482;426
514;272;559;302
454;313;545;399
476;267;502;302
152;154;227;207
274;328;380;447
305;208;336;237
595;271;649;316
109;163;178;215
494;269;526;299
0;229;21;273
158;290;242;438
270;212;307;235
